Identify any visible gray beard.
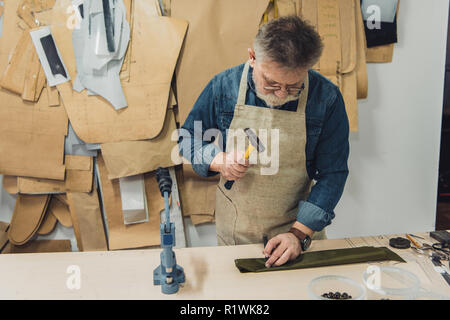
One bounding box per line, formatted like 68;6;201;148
252;73;298;108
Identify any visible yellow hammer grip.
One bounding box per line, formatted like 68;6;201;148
244;144;255;159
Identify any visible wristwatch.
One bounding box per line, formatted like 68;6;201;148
289;227;311;251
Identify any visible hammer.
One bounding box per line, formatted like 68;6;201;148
224;128;266;190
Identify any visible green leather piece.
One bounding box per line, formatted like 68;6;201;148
235;246;406;273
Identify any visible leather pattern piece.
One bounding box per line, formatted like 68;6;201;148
235;246;405;273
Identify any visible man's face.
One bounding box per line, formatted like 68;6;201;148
249;49;308;108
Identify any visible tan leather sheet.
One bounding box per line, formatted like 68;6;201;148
172;0;270;125
0;102;67;180
260;0;297;25
172;0;269;219
48;196;72;228
0;0;48;102
355;0;368;99
100;109;181;179
17;155;94;194
0;222;9;252
2;240;72;254
8;194;50;245
0;28;34;95
67;187;108;252
97;153;163;250
301;0;362;132
36;210;58;235
51;0;188;143
2;175;18;194
0;0;67;180
317;0;342;75
178;164;219;218
366;44;394;63
190;213;215;225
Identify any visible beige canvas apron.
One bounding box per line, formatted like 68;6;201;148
215;61;326;245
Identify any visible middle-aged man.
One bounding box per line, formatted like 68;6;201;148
178;15;349;268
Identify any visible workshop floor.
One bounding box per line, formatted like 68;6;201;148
436;200;450;230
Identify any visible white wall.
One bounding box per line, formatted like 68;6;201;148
0;0;448;249
328;0;449;238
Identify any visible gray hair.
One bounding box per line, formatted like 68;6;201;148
253;15;323;70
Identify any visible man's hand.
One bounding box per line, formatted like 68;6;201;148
262;233;302;268
210;151;250;181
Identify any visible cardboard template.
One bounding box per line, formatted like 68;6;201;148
50;0;188;143
17;155;94;194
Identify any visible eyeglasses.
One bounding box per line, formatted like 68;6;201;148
261;72;305;96
263;83;305;96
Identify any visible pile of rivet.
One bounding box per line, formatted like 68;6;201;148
321;291;352;300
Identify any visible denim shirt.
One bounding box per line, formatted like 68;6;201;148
178;63;349;232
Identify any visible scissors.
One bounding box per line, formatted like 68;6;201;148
411;243;449;261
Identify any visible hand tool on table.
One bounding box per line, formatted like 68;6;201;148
431;254;450;286
389;237;411;249
224;128;266;190
430;230;450;246
406;234;421;249
153;167;185;294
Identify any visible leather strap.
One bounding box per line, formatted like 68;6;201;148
289;227;307;241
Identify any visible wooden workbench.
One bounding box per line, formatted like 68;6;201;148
0;232;448;300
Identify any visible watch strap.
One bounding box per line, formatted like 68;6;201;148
289;227;307;241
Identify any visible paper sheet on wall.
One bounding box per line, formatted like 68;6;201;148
96;153;163;250
65;122;99;157
178;164;219;218
8;194;50;246
72;0;130;110
301;0;363;132
66;186;108;252
0;0;68;180
100;108;181;179
2;240;72;254
17;155;94;194
0;2;4;38
355;0;368;99
0;222;9;252
172;0;270;125
0;102;67;180
2;175;18;194
48;195;72;227
50;0;188;143
171;0;269;219
119;174;148;225
36;210;58;235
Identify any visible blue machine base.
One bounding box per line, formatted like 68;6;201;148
153;265;185;294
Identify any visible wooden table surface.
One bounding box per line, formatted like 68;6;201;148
0;231;449;300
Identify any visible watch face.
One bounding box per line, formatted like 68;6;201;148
302;236;312;251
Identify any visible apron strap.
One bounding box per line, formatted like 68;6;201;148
237;61;251;105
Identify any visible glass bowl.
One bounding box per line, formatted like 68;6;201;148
307;275;367;300
362;266;420;298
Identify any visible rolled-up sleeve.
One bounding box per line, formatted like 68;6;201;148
178;78;222;177
297;90;350;231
